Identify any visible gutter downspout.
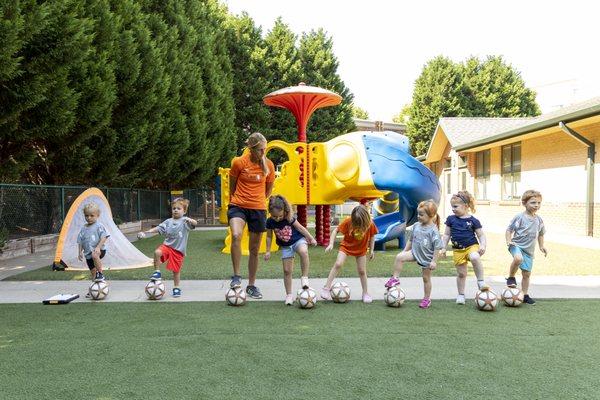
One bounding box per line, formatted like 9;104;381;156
559;121;595;236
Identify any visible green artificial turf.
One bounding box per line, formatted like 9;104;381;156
6;230;600;281
1;300;599;399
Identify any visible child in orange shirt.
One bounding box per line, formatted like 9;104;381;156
321;205;378;303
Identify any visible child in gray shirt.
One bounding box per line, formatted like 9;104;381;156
385;200;443;309
506;190;548;305
137;198;198;297
77;202;109;282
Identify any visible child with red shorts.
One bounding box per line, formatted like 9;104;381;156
137;198;197;297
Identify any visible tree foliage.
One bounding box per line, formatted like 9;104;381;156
405;55;540;156
0;1;355;187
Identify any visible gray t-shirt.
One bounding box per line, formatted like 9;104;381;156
158;217;194;255
77;222;109;259
507;212;545;256
410;223;444;267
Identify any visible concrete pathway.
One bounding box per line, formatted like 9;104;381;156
1;275;599;304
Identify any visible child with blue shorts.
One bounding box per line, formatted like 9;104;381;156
264;195;317;305
506;190;548;305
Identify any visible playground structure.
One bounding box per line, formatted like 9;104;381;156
219;84;440;254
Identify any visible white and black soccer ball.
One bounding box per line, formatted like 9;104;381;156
501;287;524;307
226;287;247;306
296;287;317;309
331;281;351;303
475;289;498;311
145;280;166;300
384;286;405;307
89;281;109;300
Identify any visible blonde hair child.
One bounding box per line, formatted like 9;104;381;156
505;190;547;305
384;200;443;308
77;202;109;285
137;198;197;297
440;191;489;305
264;195;317;305
321;205;379;303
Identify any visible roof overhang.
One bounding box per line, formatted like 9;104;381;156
423;123;449;163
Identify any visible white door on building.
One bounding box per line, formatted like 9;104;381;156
443;169;452;218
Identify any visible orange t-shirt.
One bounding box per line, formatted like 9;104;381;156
229;153;275;210
337;217;378;256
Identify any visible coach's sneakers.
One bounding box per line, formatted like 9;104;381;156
419;298;432;309
362;293;373;304
150;270;162;281
300;276;310;290
456;294;466;305
506;276;517;288
230;275;242;288
173;288;181;297
320;287;332;301
523;294;536;305
384;276;400;288
246;285;263;299
477;281;490;291
284;294;294;306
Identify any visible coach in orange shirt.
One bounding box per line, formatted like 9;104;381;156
227;132;275;299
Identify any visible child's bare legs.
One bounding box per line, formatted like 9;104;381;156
509;252;523;278
325;251;347;288
422;267;432;299
469;252;488;289
356;255;368;295
248;231;263;286
385;251;413;287
297;243;310;278
154;247;163;270
173;271;181;288
92;253;104;275
521;269;531;295
282;258;294;294
455;263;467;295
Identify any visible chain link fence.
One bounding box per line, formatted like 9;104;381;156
0;184;219;241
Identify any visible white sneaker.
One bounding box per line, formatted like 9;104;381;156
300;276;309;289
284;294;294;305
456;294;466;305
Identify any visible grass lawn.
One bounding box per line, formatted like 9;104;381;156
1;300;599;399
6;230;600;281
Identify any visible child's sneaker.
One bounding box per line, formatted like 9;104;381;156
362;293;373;304
300;276;310;289
456;294;466;305
523;294;536;305
230;275;242;288
173;288;181;297
419;298;431;308
150;271;162;281
246;285;263;299
94;271;105;281
506;276;517;288
384;276;400;288
85;293;92;299
477;281;490;291
320;287;332;300
284;294;294;305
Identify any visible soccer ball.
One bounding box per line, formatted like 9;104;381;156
296;287;317;309
89;281;109;300
475;289;498;311
384;286;405;307
330;281;351;303
501;287;524;307
145;280;166;300
226;287;247;306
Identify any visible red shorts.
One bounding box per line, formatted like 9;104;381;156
159;244;184;273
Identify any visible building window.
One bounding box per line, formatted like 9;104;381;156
443;158;451;169
501;143;521;200
458;155;467;167
430;162;439;175
475;150;490;200
460;170;467;191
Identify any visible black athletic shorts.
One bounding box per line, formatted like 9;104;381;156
227;205;267;233
86;249;106;269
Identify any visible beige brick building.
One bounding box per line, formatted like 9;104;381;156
423;97;600;237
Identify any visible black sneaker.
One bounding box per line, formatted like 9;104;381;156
523;295;536;305
230;275;242;288
506;277;517;288
94;272;105;282
246;285;263;299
